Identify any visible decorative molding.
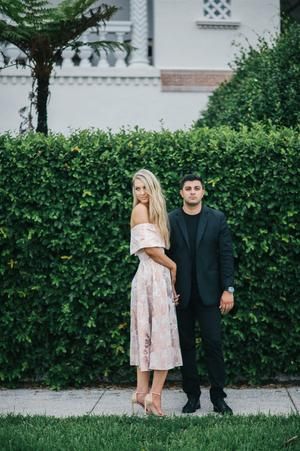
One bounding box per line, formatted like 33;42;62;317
0;68;233;90
0;68;160;87
160;69;232;92
196;19;240;29
0;74;32;85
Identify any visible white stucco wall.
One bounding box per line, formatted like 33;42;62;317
153;0;280;69
0;68;209;134
0;0;281;134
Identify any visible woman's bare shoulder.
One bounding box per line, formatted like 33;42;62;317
131;203;149;226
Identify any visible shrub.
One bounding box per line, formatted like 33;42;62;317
196;23;300;129
0;125;299;387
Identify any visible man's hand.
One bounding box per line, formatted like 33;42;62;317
219;291;234;315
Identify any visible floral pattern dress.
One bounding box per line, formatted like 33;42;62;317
130;223;182;371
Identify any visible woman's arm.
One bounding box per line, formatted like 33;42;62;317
145;247;179;303
131;203;177;283
144;247;177;282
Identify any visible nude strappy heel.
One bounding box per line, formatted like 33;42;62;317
131;392;147;413
144;392;164;416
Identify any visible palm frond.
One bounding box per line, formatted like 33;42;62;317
1;1;120;53
0;0;51;27
0;0;25;23
46;4;119;50
0;20;27;50
70;39;130;54
53;0;103;20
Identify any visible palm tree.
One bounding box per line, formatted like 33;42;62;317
0;0;123;135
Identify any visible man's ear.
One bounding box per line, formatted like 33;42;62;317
180;190;184;198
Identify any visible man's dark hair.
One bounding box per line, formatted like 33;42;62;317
180;174;204;190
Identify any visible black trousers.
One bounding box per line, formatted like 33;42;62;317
176;296;226;403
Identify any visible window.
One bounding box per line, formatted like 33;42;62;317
196;0;239;29
203;0;231;20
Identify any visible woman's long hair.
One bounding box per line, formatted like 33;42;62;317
132;169;170;248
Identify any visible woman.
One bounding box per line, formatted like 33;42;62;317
130;169;182;416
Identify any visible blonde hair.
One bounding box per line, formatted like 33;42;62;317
132;169;170;248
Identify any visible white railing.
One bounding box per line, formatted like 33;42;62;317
1;21;135;70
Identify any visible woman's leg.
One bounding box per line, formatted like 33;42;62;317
150;369;168;414
136;368;150;404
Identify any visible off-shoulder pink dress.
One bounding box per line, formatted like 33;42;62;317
130;223;182;371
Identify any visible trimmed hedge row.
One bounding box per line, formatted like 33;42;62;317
0;125;299;387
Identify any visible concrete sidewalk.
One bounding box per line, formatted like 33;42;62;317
0;387;299;417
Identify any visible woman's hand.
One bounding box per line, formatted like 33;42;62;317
172;285;180;305
170;264;179;305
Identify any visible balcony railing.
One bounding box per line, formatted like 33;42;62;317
0;21;137;70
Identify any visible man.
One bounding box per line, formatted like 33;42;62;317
168;174;234;415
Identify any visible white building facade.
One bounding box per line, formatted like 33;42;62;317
0;0;280;134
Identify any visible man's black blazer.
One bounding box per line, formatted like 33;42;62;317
167;205;234;309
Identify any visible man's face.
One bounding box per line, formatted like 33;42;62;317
180;180;205;206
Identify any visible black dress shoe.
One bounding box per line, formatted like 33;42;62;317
182;397;201;413
213;398;233;415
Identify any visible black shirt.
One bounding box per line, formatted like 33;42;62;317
182;208;202;299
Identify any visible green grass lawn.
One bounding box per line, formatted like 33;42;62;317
0;414;299;451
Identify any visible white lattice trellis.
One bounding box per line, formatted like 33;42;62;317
203;0;231;20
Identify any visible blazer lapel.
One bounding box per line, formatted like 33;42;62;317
175;209;190;250
196;205;208;248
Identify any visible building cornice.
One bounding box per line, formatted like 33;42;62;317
196;19;240;30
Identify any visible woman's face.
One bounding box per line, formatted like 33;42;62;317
134;178;149;205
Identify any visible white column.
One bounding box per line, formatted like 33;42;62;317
114;32;127;68
61;47;75;68
5;44;20;63
0;45;5;66
98;31;110;68
129;0;149;67
79;33;92;68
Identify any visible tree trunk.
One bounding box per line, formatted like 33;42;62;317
36;71;51;135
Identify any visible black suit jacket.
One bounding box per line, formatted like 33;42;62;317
167;205;234;308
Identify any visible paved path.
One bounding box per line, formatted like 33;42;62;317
0;387;299;417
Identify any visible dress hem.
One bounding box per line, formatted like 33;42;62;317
130;363;182;371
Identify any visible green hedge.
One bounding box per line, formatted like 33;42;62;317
0;125;299;387
196;23;300;129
